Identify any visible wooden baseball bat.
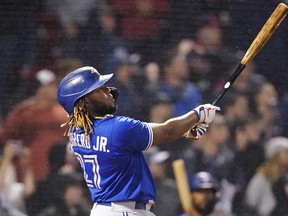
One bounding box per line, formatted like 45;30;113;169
190;3;287;138
212;3;288;105
172;159;195;216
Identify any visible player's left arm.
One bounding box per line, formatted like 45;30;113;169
148;104;220;146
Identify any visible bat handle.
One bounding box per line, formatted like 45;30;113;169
212;64;246;106
212;88;226;106
191;64;245;135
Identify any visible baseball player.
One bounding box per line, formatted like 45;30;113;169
180;172;220;216
57;66;220;216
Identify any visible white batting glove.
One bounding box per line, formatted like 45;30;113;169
184;123;209;140
193;104;221;124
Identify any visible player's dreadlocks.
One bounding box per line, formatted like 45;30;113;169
61;98;93;137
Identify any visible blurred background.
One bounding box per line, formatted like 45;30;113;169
0;0;288;216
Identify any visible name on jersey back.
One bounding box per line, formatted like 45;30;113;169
69;133;110;153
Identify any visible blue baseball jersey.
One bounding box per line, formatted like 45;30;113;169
68;116;156;203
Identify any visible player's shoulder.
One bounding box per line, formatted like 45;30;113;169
110;116;139;124
108;116;148;131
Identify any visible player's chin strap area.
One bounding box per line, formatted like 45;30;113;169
94;200;155;212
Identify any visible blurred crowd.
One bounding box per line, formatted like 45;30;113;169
0;0;288;216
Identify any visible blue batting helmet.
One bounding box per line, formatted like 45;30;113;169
189;172;219;192
57;66;113;115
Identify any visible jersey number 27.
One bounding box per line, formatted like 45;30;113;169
74;152;102;189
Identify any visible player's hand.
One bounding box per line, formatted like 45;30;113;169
184;123;209;140
193;104;220;124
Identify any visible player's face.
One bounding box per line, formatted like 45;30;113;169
191;189;217;214
84;85;117;116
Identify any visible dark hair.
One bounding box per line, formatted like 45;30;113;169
221;92;248;112
229;114;261;139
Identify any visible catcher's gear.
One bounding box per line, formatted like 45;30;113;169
183;123;209;140
57;66;114;115
193;104;220;124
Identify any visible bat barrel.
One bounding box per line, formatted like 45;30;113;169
241;3;288;65
213;3;287;105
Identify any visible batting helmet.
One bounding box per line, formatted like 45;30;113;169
57;66;114;115
189;172;219;192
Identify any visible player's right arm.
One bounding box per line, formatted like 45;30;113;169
148;104;220;146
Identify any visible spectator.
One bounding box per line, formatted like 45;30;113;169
111;0;170;65
25;142;74;216
45;0;103;31
147;94;190;170
0;82;68;180
185;50;214;101
250;81;282;140
25;141;90;216
0;141;34;216
145;146;180;216
148;95;174;125
43;0;105;62
53;57;82;76
177;23;234;102
82;4;130;74
182;115;234;215
221;92;250;127
270;174;288;216
194;24;224;55
37;173;91;216
109;58;148;120
157;48;202;117
143;62;161;94
227;115;265;215
182;114;232;180
244;136;288;216
169;0;231;46
15;68;56;106
35;10;61;69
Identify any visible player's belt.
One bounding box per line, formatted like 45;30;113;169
96;201;155;212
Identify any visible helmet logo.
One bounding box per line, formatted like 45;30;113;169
199;172;210;182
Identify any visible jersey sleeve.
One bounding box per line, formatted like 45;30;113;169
112;116;153;152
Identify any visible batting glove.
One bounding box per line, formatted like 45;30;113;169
193;103;221;124
184;123;209;140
